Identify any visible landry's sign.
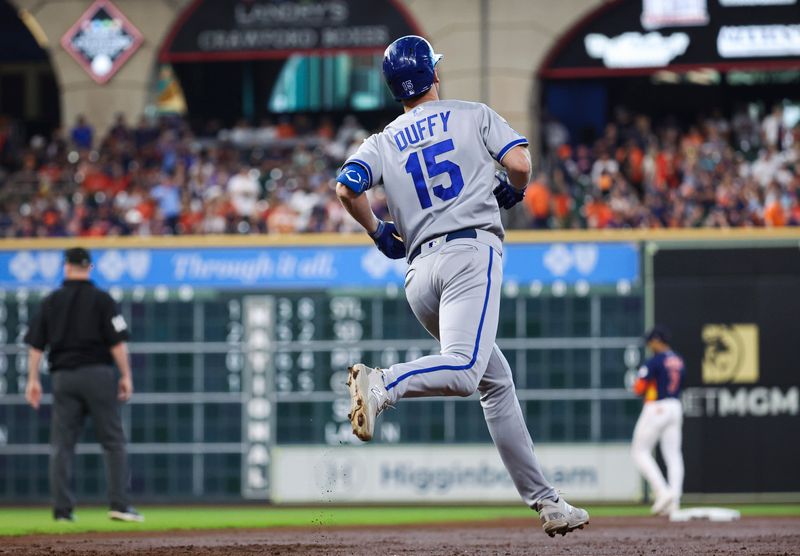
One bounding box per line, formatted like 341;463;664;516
160;0;420;62
61;0;143;84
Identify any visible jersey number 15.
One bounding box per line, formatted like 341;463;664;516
404;139;464;209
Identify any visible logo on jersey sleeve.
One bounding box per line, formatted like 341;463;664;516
111;314;128;332
344;169;367;189
701;324;759;384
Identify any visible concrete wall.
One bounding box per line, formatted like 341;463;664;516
11;0;601;138
404;0;602;143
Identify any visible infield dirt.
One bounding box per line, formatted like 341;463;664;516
3;516;799;555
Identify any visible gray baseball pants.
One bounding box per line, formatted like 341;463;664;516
382;230;557;508
51;364;131;513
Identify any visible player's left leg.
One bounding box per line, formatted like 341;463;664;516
631;403;672;514
659;399;684;512
478;344;589;536
478;344;555;506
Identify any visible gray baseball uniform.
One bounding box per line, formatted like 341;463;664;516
345;100;557;508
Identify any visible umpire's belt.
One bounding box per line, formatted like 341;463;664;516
408;228;478;263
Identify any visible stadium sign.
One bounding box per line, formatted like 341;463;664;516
653;246;800;494
271;445;641;503
160;0;420;62
717;24;800;58
683;323;798;417
0;243;639;290
719;0;796;5
60;0;143;84
540;0;800;78
584;31;690;68
683;386;799;417
641;0;710;30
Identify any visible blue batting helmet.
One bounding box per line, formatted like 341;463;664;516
382;35;443;101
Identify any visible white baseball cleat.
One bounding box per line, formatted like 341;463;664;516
651;491;676;516
535;496;589;537
108;507;144;522
346;364;390;441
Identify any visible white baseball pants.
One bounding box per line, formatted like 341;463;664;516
631;398;684;502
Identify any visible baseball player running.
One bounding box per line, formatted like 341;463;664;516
335;35;589;537
631;325;685;515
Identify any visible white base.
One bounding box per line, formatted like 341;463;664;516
669;507;741;522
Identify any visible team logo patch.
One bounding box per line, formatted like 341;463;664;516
344;170;367;188
111;314;128;332
702;324;759;384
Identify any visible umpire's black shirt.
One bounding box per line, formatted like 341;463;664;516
25;280;130;371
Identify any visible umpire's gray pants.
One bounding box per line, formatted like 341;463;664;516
383;231;557;508
51;365;131;512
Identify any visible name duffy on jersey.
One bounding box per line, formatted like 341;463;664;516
393;110;451;151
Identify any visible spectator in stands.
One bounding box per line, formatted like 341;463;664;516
524;173;551;229
150;169;182;234
109;113;131;143
762;104;784;150
227;166;259;221
70;115;93;150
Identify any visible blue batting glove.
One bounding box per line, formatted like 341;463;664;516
369;220;406;259
493;170;525;210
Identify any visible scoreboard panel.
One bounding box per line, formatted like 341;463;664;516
0;239;643;501
0;284;643;501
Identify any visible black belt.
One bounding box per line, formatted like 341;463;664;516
408;228;478;263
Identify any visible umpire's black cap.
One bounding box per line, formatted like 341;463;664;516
64;247;92;267
645;325;671;344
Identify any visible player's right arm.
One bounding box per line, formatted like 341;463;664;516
335;177;379;234
336;136;405;260
336;134;382;234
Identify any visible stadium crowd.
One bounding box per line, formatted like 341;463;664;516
535;105;800;229
0;105;798;238
0;113;392;237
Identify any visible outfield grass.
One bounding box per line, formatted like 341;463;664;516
0;504;798;536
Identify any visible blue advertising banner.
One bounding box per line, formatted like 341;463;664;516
0;242;639;290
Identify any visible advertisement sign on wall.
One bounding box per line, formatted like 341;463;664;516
541;0;800;77
654;247;800;494
641;0;709;30
161;0;419;62
0;242;639;290
271;444;641;503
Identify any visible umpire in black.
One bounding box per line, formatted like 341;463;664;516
24;247;143;523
